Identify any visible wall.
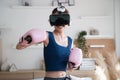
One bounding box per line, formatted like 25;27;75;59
0;0;115;70
114;0;120;57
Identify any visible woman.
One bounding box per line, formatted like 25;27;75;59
16;6;77;80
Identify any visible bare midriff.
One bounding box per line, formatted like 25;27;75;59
45;71;66;78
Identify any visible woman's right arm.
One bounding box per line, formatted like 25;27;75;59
16;31;49;50
16;42;28;50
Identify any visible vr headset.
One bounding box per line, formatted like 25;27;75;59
49;14;70;26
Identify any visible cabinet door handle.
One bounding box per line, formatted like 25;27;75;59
89;45;105;48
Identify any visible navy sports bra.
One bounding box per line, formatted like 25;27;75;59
44;32;72;71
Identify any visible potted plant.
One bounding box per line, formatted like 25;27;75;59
76;31;89;57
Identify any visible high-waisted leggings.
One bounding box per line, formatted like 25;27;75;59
44;77;71;80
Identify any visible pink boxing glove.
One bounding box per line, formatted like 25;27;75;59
69;48;83;68
19;28;47;47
